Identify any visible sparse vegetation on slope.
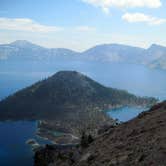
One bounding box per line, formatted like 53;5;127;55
35;101;166;166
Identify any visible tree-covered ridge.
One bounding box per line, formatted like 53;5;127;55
0;71;157;120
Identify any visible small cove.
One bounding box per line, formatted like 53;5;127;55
106;106;146;122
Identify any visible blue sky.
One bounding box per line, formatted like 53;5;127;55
0;0;166;51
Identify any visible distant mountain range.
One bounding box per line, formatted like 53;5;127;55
0;40;166;70
0;40;78;61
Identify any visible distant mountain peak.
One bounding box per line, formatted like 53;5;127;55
53;70;84;78
149;44;166;50
10;40;42;48
11;40;33;45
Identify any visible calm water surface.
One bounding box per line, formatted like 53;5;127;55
0;121;51;166
1;62;166;100
106;107;146;122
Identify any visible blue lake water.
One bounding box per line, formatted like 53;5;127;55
0;61;166;165
107;107;146;122
1;61;166;101
0;121;50;166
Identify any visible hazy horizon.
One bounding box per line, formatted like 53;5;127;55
0;0;166;51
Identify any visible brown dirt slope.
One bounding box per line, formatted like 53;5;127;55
35;101;166;166
76;101;166;166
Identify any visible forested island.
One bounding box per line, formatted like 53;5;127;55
0;71;157;143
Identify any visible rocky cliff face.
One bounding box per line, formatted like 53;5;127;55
35;101;166;166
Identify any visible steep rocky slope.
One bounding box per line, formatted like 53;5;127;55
35;101;166;166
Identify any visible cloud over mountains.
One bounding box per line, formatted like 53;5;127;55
122;13;166;25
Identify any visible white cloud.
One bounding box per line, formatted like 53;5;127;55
82;0;162;13
122;12;166;25
75;26;96;31
0;17;63;32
